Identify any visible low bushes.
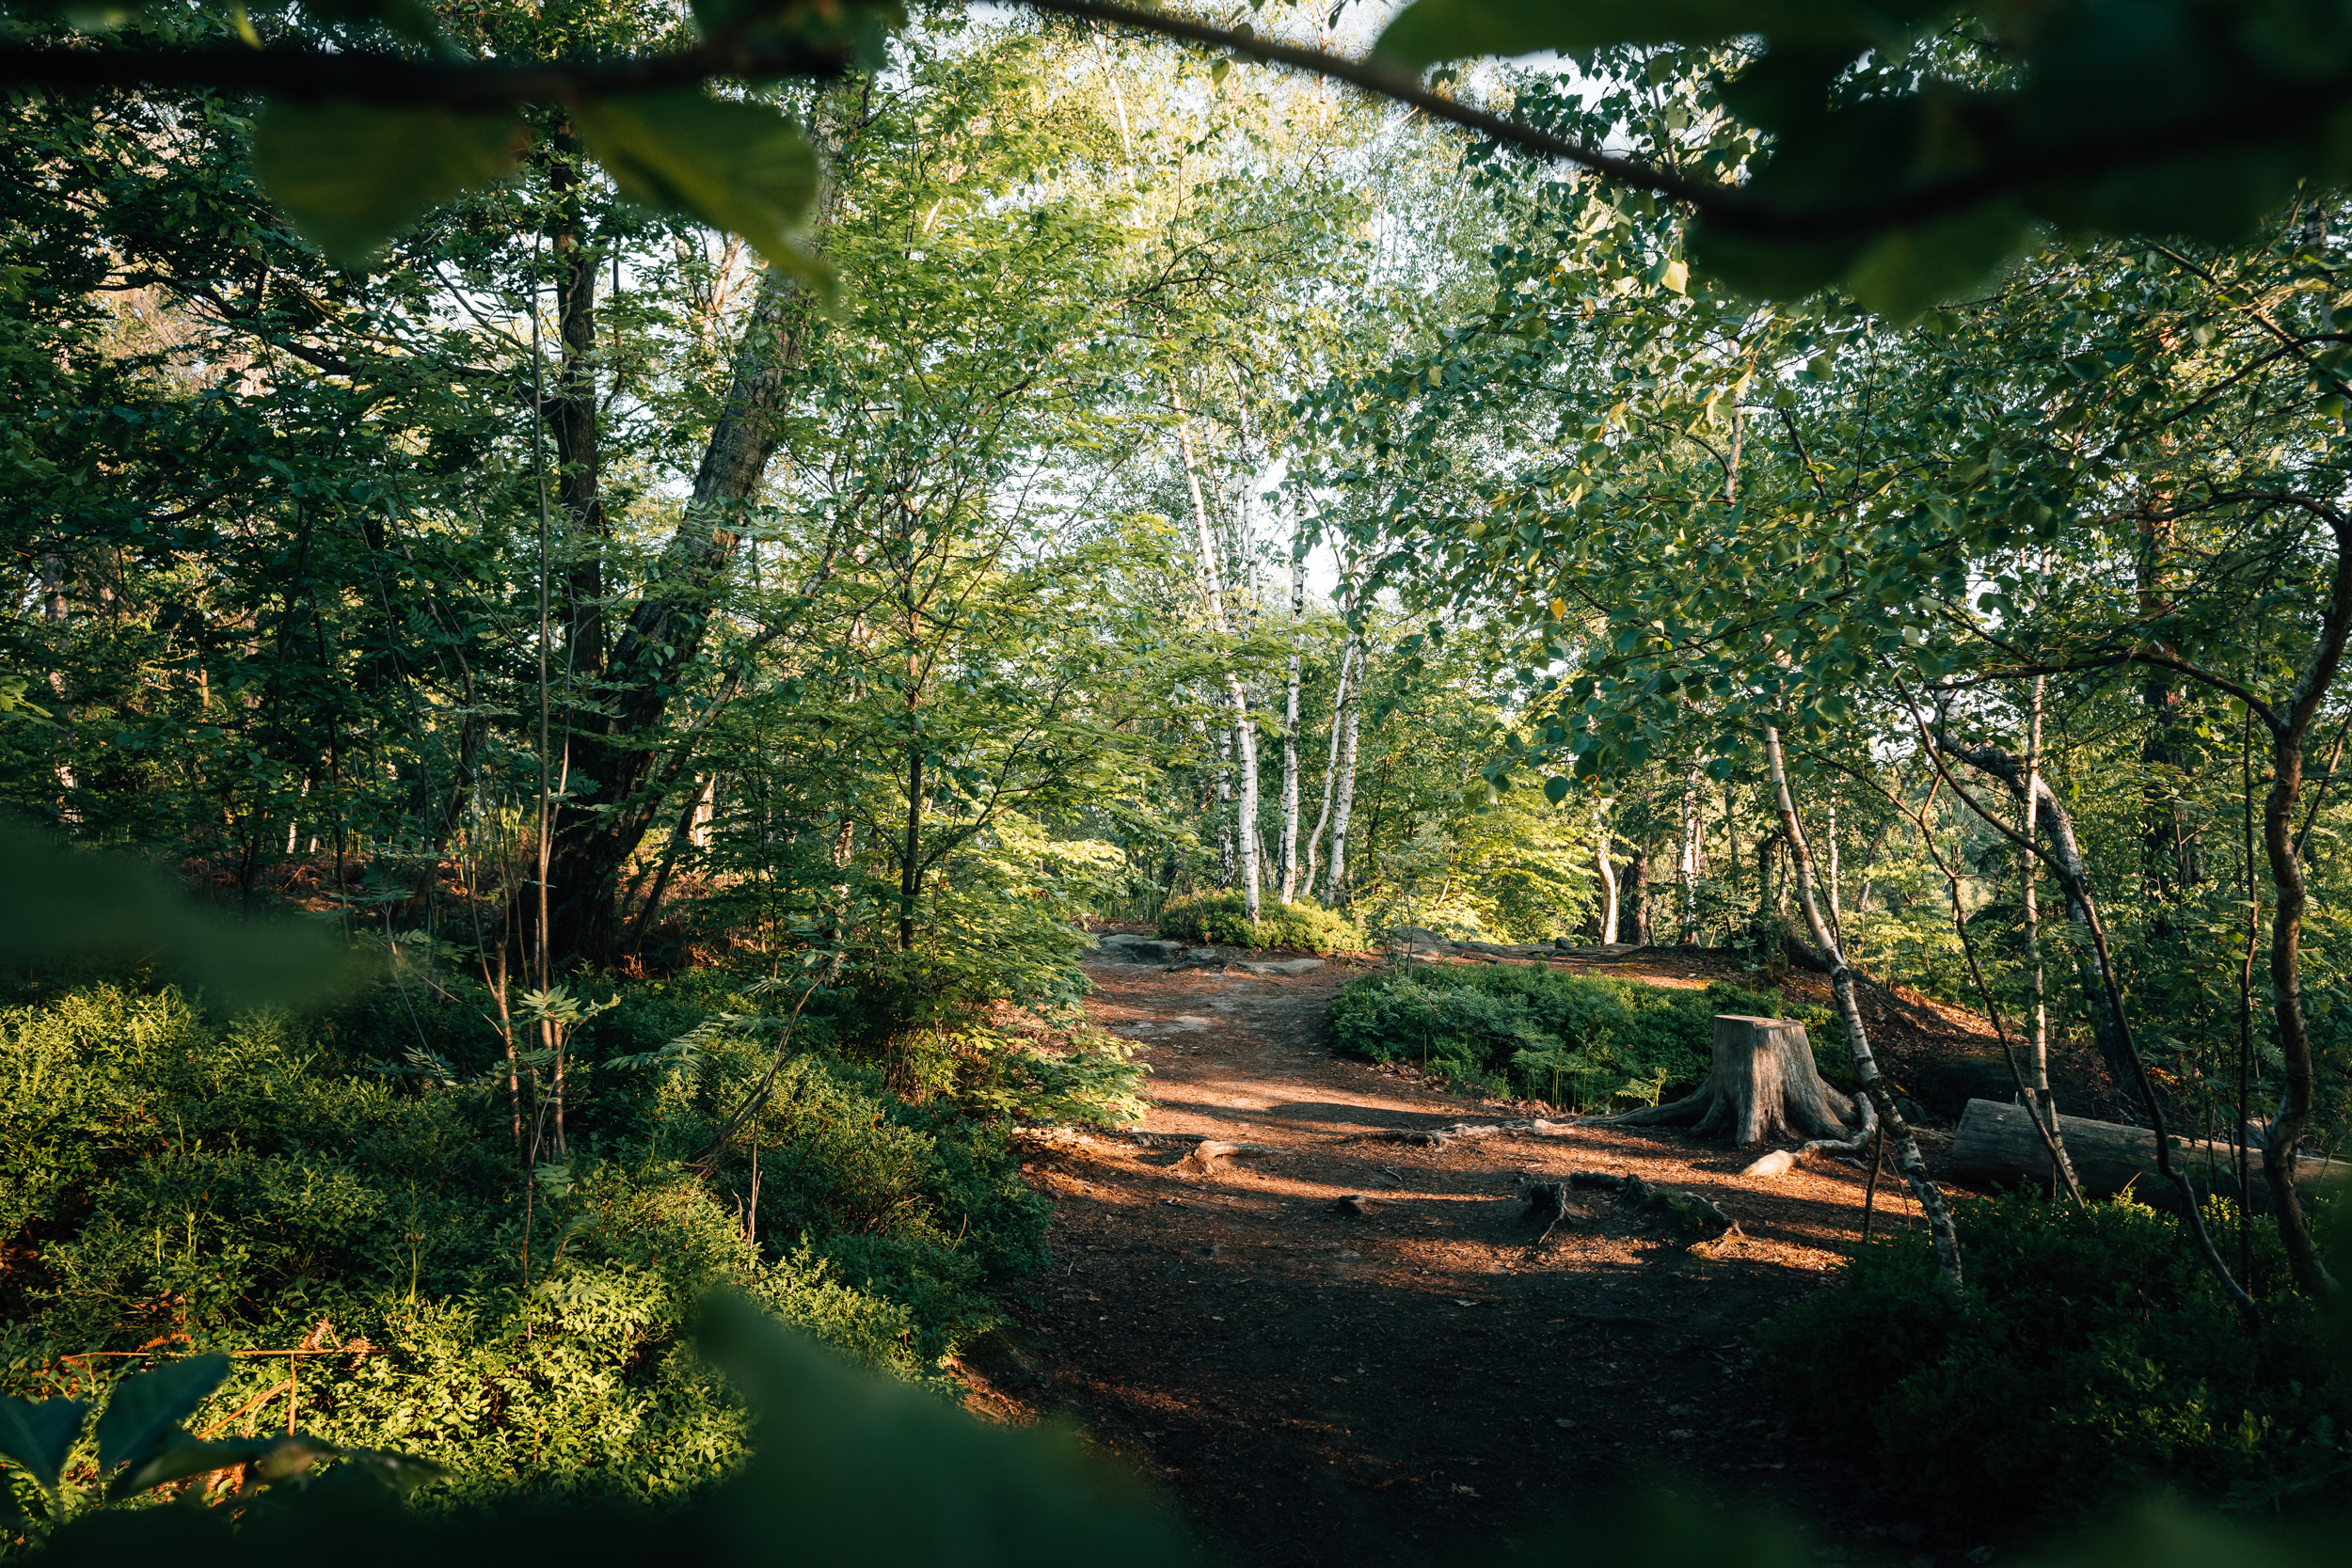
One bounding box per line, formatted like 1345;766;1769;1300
1324;962;1843;1107
1157;890;1364;954
1753;1190;2349;1523
0;979;1054;1513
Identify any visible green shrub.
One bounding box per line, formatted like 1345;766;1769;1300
1156;890;1364;954
0;980;1052;1514
1752;1190;2350;1523
1323;964;1844;1108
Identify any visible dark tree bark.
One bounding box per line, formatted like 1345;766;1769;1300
539;104;851;962
1761;725;1964;1295
1917;710;2260;1324
1928;734;2134;1101
548;125;608;681
2251;500;2352;1297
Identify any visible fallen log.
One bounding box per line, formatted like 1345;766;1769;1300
1949;1099;2349;1211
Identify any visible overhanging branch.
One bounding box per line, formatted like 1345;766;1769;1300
11;3;2352;244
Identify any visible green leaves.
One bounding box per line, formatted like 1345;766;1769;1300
0;1395;88;1495
253;101;522;270
1373;1;2352;315
1372;0;1948;70
250;90;829;285
94;1353;228;1476
574;93;829;293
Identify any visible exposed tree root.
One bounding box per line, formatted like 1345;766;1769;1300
1340;1117;1581;1149
1175;1140;1281;1175
1567;1170;1738;1241
1580;1015;1876;1154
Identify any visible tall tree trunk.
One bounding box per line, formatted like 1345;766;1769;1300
40;551;75;815
1765;725;1965;1296
1278;542;1306;903
1301;640;1354;898
1933;734;2133;1109
1324;645;1362;908
1825;788;1841;942
2137;513;2202;904
1594;801;1618;942
900;721;923;950
1629;846;1651;942
1677;754;1703;941
548;126;608;684
1922;713;2261;1322
2021;676;2054;1121
2255;501;2352;1297
1214;723;1235;887
541;132;841;960
1172;386;1259;920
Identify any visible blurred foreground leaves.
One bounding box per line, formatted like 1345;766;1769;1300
8;1284;2348;1568
0;819;363;1008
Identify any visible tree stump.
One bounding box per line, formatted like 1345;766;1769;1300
1592;1014;1869;1150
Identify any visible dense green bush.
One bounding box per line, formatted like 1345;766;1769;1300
1324;964;1843;1107
1156;890;1364;954
1753;1191;2350;1523
0;979;1054;1518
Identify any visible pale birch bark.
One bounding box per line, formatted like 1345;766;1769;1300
1173;387;1259;919
1302;640;1354;898
1594;801;1618;942
2022;676;2053;1119
1278;542;1306;903
1826;789;1841;942
1324;641;1362;908
1677;756;1703;940
1215;726;1235;888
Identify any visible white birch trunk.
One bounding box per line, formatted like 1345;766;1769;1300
2022;674;2050;1116
1325;643;1362;908
1174;386;1259;919
1826;788;1841;942
1279;544;1306;903
1302;640;1354;898
1595;801;1618;943
1677;757;1703;941
1215;726;1234;887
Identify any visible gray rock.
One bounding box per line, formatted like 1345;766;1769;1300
1241;958;1323;976
1094;933;1183;963
1185;947;1219;961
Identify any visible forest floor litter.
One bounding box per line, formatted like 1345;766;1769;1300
957;942;2044;1568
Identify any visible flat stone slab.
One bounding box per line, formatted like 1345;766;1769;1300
1095;933;1184;963
1240;958;1323;976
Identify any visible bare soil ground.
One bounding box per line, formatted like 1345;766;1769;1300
959;946;2012;1568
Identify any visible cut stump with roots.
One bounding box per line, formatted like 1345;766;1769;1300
1588;1014;1872;1153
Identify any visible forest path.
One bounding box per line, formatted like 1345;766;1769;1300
972;950;1967;1568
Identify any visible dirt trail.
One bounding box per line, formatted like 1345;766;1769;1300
966;951;1973;1568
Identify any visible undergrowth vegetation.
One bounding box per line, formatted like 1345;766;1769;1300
1754;1192;2352;1524
1155;891;1363;955
0;968;1131;1520
1325;964;1845;1108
